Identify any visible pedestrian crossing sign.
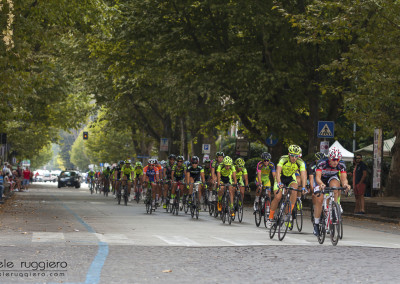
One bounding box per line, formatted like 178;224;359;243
317;121;334;138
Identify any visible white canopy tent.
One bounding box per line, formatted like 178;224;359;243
355;137;395;157
329;140;354;162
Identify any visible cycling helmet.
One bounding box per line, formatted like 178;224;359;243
204;158;211;163
135;161;142;167
168;154;176;160
125;159;131;164
288;145;302;155
235;158;245;168
119;160;125;165
329;147;342;160
216;151;225;157
191;156;199;164
184;161;191;167
315;152;326;160
148;159;155;165
261;152;272;161
160;160;167;167
176;156;184;162
154;159;158;164
223;156;233;165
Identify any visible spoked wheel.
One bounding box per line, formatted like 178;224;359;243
254;201;262;227
146;199;150;214
269;219;277;239
237;194;244;223
135;192;140;204
330;202;340;246
184;196;189;214
227;198;232;225
124;192;128;206
338;207;343;240
208;200;213;216
213;201;219;218
174;199;179;216
221;197;227;224
278;201;291;241
263;198;271;228
295;200;303;232
318;213;326;244
117;192;121;205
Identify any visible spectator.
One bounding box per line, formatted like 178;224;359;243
3;163;12;176
353;154;367;214
22;167;31;192
16;165;22;190
4;172;11;196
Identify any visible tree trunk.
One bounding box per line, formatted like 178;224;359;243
307;90;319;154
386;130;400;197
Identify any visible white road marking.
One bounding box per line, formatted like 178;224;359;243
32;232;65;242
212;237;266;246
154;235;200;246
95;233;135;244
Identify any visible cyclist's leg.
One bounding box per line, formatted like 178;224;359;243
329;177;341;202
269;180;283;220
254;177;262;209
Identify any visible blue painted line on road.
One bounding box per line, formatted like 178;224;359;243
53;196;109;284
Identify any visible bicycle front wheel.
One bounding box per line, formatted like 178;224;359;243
254;201;262;227
278;201;291;241
330;202;340;246
237;194;244;223
263;198;271;228
318;212;326;244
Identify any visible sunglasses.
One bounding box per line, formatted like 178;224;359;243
331;158;340;162
356;158;361;160
263;159;270;162
177;160;183;163
289;154;300;158
192;162;198;165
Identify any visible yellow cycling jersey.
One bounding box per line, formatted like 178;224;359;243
133;167;143;177
121;165;134;175
216;164;236;177
277;155;306;177
235;167;247;181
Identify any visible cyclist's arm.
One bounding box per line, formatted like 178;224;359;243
200;171;205;184
232;171;237;184
339;171;350;189
275;165;282;184
244;174;249;187
256;166;262;186
217;171;221;186
315;170;324;188
185;171;190;185
300;170;307;189
308;174;315;191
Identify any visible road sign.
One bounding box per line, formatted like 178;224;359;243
320;141;329;155
202;144;211;154
317;121;334;138
160;138;169;151
236;139;249;156
83;131;88;140
203;154;210;162
99;163;104;167
266;133;278;147
137;155;150;159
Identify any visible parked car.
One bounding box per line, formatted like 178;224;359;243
43;172;57;182
57;170;81;188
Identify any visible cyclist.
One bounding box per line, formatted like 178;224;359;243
203;158;213;201
308;152;326;219
235;158;249;205
143;159;160;207
113;161;123;197
211;152;225;187
154;159;163;206
120;160;134;200
162;155;176;209
254;152;276;212
186;156;206;209
216;156;237;216
313;147;351;236
87;169;95;191
171;156;187;209
266;145;307;229
133;161;144;201
102;166;111;194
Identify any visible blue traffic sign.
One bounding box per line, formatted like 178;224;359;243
317;121;335;138
266;133;278;147
137;155;150;159
99;163;104;167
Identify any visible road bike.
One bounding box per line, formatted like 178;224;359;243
254;186;271;227
171;181;185;216
220;183;235;225
189;182;202;219
144;182;155;214
290;195;304;232
117;180;129;206
232;185;244;223
103;178;110;197
269;187;302;241
315;187;346;246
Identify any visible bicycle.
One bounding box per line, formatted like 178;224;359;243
220;183;235;225
162;180;172;212
144;182;154;214
134;183;142;204
189;182;201;219
171;181;184;216
254;186;271;228
88;179;94;194
269;187;303;241
103;178;110;197
315;187;346;246
117;180;129;206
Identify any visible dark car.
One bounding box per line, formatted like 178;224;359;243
58;170;81;188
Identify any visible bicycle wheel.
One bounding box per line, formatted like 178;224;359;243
195;193;199;219
338;207;343;240
278;201;291;241
174;198;179;216
135;191;140;204
295;200;303;232
117;191;121;205
237;194;244;223
146;197;150;214
184;196;189;214
190;197;195;218
330;202;340;246
269;220;277;239
208;199;213;216
213;201;219;218
221;196;226;224
227;197;232;225
263;198;271;228
124;193;128;206
254;201;262;227
318;213;326;244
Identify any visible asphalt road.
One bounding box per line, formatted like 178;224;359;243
0;183;399;283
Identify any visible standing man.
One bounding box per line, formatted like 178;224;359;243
353;154;367;214
22;167;31;192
